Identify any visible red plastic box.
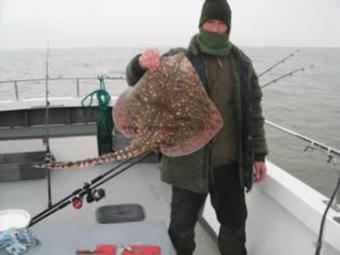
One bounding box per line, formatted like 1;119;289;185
121;245;161;255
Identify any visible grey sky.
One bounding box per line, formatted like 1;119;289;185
0;0;339;49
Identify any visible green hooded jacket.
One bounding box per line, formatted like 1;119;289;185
125;37;268;193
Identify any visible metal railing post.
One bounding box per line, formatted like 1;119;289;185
14;81;19;101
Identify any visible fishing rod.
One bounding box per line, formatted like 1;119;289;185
315;171;340;255
265;120;340;255
261;65;314;89
43;43;54;209
29;153;152;227
258;48;301;78
265;120;340;160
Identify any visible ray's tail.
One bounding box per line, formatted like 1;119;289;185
33;142;152;169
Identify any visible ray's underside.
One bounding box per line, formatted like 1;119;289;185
34;54;223;169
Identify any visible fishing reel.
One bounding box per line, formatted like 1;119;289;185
71;184;106;209
72;189;106;209
86;188;106;203
72;196;83;209
42;150;56;164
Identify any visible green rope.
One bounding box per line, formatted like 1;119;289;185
81;75;112;142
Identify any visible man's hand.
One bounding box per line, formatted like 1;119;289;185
253;161;267;182
138;48;161;71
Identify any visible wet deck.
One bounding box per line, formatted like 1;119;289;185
0;159;219;254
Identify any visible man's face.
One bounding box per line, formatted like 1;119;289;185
202;19;228;35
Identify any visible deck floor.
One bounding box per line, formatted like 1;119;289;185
0;160;219;255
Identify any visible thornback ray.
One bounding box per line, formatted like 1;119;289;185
34;53;223;169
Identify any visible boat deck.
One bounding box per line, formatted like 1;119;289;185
0;159;219;254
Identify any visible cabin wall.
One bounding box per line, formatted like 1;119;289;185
0;136;98;162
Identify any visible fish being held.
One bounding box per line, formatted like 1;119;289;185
34;53;223;169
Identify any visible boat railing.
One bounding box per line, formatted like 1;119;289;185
265;120;340;212
0;76;126;101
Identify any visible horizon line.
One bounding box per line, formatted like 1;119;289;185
1;45;340;51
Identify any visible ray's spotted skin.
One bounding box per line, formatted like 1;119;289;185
34;54;223;169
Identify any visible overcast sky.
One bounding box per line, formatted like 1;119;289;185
0;0;339;49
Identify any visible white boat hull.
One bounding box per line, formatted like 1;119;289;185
203;162;340;254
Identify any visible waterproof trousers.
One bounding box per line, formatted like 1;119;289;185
168;163;248;255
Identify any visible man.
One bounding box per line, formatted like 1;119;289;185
125;0;268;254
